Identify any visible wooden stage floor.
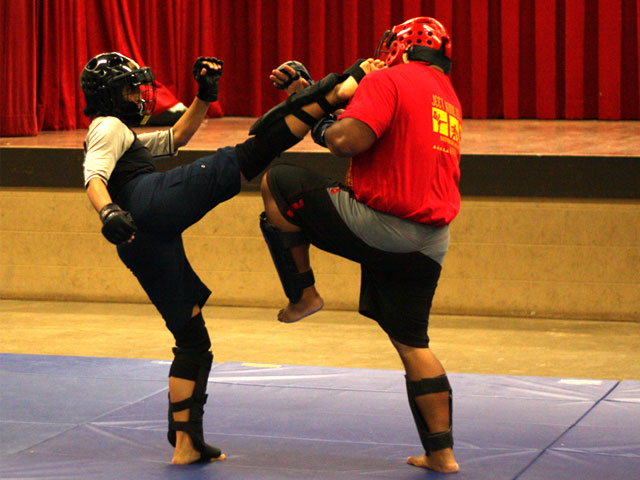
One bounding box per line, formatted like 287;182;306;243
1;118;639;198
1;117;639;157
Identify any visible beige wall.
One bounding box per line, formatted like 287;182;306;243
1;188;638;321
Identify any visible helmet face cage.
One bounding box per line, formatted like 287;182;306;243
81;52;156;126
375;17;452;68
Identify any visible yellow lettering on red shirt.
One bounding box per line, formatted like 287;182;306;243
432;108;449;135
432;100;462;153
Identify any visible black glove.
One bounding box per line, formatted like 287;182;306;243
99;203;137;245
311;114;337;148
275;60;314;90
192;56;224;102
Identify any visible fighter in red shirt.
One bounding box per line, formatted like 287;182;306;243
340;60;461;225
261;17;461;473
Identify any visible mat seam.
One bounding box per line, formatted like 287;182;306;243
512;380;621;479
4;385;169;457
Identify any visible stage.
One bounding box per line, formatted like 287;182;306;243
1;118;639;198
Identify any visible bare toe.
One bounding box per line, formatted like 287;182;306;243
210;453;226;462
407;454;429;468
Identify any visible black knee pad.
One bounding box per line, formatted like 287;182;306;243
235;118;301;181
167;324;221;461
406;374;453;454
172;312;211;351
169;313;212;380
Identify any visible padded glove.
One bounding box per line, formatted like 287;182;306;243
275;60;314;90
192;56;224;102
99;203;137;245
311;114;337;148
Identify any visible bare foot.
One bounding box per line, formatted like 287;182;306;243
331;58;386;104
172;450;226;465
332;77;360;104
171;431;226;465
359;58;386;74
278;289;324;323
407;450;459;474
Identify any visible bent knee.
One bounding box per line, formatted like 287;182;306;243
260;171;271;198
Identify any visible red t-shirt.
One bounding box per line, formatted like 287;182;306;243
339;62;462;225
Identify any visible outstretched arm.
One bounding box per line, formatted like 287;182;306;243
172;98;210;148
303;59;384;156
172;57;223;148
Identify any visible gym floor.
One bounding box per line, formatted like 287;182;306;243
2;299;638;381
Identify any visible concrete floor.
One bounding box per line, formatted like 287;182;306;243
1;299;638;380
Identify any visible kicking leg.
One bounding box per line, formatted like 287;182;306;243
236;70;363;183
390;337;459;474
250;59;367;137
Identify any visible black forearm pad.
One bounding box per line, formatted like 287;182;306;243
236;118;301;181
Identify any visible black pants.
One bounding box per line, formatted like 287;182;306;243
116;147;242;333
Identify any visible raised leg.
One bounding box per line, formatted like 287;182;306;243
259;175;324;323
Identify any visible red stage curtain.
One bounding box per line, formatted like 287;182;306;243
0;0;37;136
1;0;638;136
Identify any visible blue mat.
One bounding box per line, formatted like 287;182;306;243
519;380;640;480
1;354;637;479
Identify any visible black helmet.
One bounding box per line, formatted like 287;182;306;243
81;52;156;126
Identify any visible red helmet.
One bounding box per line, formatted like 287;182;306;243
375;17;452;73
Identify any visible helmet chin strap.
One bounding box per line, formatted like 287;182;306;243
406;43;452;74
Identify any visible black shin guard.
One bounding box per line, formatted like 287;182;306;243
249;72;342;136
406;374;453;454
250;58;368;137
167;315;222;461
260;212;314;303
235;118;301;181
